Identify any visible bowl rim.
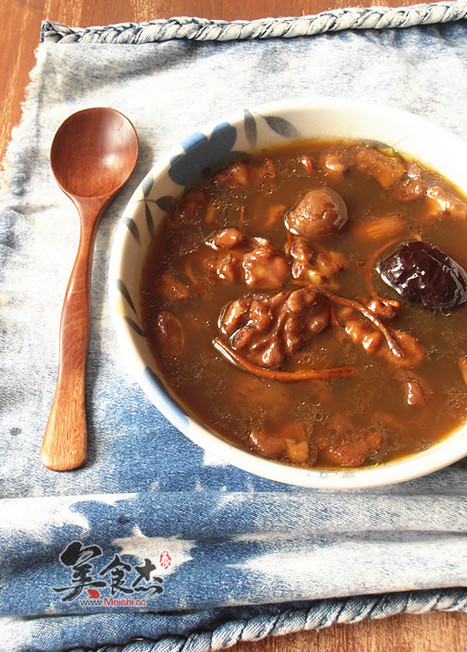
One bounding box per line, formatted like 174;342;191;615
109;96;467;489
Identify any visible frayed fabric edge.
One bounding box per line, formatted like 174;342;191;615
1;45;47;195
0;45;48;280
40;0;467;44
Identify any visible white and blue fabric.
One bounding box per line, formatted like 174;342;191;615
0;2;466;651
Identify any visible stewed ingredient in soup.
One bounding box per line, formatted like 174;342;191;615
285;188;348;239
377;240;467;310
140;140;467;469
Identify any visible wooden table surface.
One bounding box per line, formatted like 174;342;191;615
1;1;465;650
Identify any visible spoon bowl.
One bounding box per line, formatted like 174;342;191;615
51;108;138;199
41;107;138;470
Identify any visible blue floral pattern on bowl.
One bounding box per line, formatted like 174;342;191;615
168;122;237;186
166;112;301;188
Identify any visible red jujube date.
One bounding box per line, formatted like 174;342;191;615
377;240;467;310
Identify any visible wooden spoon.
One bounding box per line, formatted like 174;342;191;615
41;107;139;471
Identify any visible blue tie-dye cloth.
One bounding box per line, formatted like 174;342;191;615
1;5;467;651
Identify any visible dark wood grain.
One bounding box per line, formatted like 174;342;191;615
230;611;466;651
1;0;464;648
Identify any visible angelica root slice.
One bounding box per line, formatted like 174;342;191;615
213;338;355;382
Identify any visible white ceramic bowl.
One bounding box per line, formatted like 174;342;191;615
109;98;467;489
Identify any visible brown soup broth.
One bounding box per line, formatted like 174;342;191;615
140;139;467;469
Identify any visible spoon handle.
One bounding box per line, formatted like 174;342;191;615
41;206;101;470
